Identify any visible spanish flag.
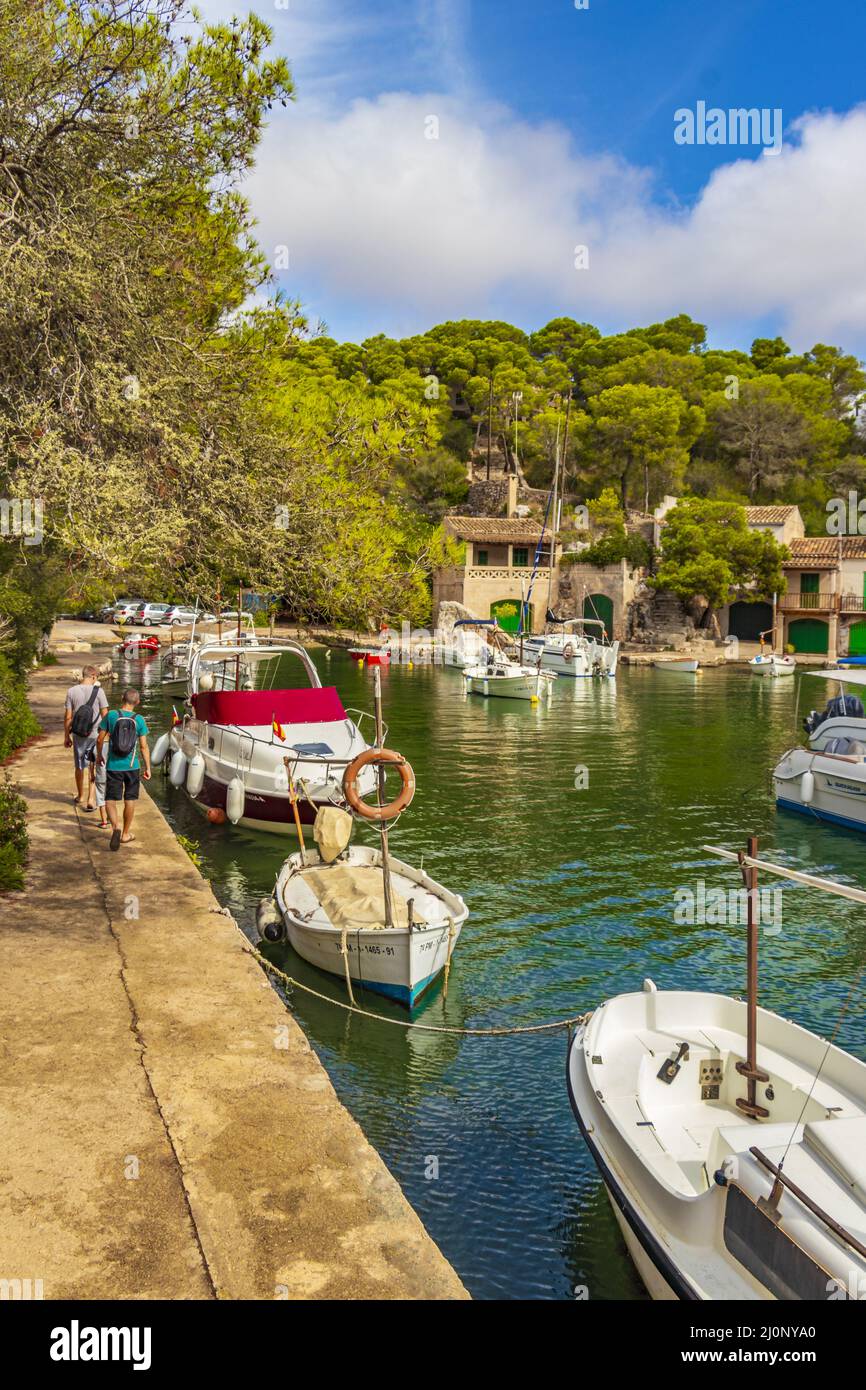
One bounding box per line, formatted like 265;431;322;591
272;714;286;742
171;706;181;727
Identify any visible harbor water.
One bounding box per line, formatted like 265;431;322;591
120;650;866;1300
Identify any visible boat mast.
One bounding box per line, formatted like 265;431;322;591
735;835;770;1119
373;666;395;928
546;414;562;614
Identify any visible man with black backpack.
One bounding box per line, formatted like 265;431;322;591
64;665;109;811
96;689;151;851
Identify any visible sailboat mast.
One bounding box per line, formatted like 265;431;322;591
546;414;562;613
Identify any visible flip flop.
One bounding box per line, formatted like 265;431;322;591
83;805;95;813
110;828;121;851
97;822;110;830
120;835;136;844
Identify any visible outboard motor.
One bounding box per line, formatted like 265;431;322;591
805;693;865;735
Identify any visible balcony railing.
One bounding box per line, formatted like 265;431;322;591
465;565;552;581
840;594;866;613
778;591;836;611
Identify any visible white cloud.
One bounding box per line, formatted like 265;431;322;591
246;94;866;348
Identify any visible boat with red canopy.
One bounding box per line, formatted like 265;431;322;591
160;642;377;833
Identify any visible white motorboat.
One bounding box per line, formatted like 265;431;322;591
750;653;795;678
270;841;467;1008
774;668;866;831
463;652;556;701
653;658;699;674
159;641;377;833
568;842;866;1300
523;616;620;678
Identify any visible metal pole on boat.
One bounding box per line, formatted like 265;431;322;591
736;834;770;1119
283;755;307;864
235;584;243;689
373;666;395;928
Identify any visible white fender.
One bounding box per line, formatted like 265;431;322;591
186;751;206;798
169;749;188;787
151;732;170;767
226;776;245;824
801;769;815;805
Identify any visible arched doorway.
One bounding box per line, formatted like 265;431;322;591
490;598;524;633
583;593;614;639
787;618;829;654
728;600;773;643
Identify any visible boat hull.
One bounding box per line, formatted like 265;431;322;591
750;655;795;678
567;989;866;1301
463;669;555;700
774;746;866;833
274;847;467;1007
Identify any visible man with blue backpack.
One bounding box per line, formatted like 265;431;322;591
96;689;151;851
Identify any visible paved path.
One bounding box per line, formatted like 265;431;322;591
0;658;467;1300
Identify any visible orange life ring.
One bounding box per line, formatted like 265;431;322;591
342;748;415;821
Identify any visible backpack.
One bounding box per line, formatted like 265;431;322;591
109;711;139;759
70;685;100;738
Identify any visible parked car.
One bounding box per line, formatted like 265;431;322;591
112;600;146;623
163;605;216;626
132;602;171;626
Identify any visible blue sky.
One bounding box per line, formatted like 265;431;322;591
201;0;866;355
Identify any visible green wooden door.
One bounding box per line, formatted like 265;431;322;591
490;599;523;633
583;593;614;638
788;618;829;653
849;621;866;656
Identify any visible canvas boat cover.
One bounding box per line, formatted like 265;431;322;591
300;864;429;931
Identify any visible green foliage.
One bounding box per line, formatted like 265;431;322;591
573;531;653;570
0;774;28;892
653;499;787;610
0;655;40;762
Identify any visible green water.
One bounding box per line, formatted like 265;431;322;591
120;651;866;1300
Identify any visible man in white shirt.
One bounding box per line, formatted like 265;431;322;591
64;666;109;812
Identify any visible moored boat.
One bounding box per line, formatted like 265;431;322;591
161;641;377;832
463;656;556;701
523;615;620;678
653;658;699;673
774;668;866;831
271;838;467;1008
567;841;866;1300
750;653;795;678
348;646;390;666
118;633;160;655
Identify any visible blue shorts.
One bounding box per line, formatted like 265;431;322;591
72;735;97;771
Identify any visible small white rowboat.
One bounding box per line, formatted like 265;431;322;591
273;844;468;1008
750;653;796;678
463;661;556;701
653;658;699;674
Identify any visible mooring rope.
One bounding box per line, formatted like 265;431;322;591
240;935;589;1037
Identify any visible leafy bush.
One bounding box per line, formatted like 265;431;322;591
0;655;40;763
0;776;28;892
564;530;653;570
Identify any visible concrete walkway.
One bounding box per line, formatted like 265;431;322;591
0;658;467;1300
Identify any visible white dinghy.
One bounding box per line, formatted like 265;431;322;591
774;668;866;832
459;620;556;701
272;836;467;1008
750;653;795;678
262;668;467;1008
653;658;699;674
568;840;866;1300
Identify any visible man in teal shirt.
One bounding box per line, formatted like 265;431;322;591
96;688;151;851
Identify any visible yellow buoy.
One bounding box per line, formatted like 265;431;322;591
407;660;414;670
530;694;539;704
